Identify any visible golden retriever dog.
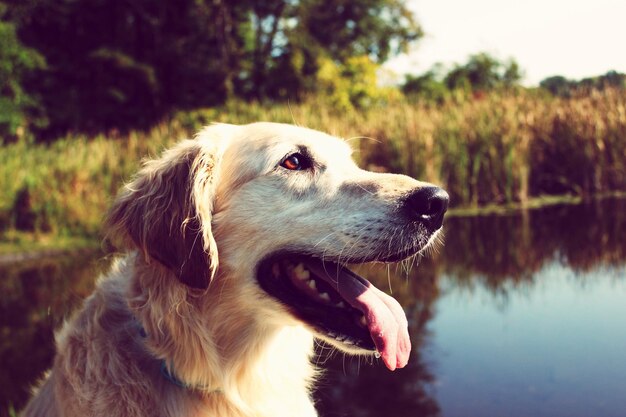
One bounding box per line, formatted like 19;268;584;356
22;122;448;417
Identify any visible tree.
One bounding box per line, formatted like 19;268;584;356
240;0;423;99
540;75;572;97
402;54;523;102
502;59;523;88
444;53;522;92
0;4;46;141
402;68;448;102
5;0;250;136
316;54;383;109
539;71;625;97
302;0;421;63
600;70;626;88
4;0;422;136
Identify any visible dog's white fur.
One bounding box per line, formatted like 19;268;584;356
22;123;436;417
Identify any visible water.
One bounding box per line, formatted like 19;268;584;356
2;198;625;416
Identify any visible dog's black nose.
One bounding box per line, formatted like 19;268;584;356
405;186;449;229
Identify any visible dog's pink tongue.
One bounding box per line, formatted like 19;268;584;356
307;261;411;371
336;273;411;370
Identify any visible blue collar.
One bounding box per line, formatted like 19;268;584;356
138;324;220;393
160;361;215;391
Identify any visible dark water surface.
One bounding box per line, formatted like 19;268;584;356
2;198;626;416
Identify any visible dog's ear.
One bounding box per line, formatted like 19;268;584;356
106;138;223;289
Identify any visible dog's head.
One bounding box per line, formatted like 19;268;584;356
106;122;448;370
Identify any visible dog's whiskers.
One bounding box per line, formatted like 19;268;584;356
355;182;376;196
343;135;381;144
386;263;393;294
313;231;339;249
287;100;299;127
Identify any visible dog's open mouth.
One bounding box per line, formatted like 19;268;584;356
257;253;412;370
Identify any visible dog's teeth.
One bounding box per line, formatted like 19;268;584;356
343;339;355;345
359;316;367;327
328;331;336;337
295;270;310;281
336;301;346;308
319;292;330;302
307;280;317;290
293;263;310;280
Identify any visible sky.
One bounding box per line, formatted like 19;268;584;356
384;0;626;86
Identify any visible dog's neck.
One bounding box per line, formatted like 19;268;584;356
126;254;318;415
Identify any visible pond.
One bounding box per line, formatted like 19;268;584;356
2;198;625;417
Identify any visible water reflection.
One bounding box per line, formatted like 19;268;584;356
432;265;626;417
0;252;108;413
444;198;626;287
1;198;625;416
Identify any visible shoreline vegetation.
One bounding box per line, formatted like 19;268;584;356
1;88;626;252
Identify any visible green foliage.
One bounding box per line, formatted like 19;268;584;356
316;55;384;109
540;70;626;97
401;53;523;102
402;70;449;103
2;0;421;136
4;0;239;135
238;0;422;101
444;53;523;92
540;75;571;97
0;128;170;236
302;0;422;63
0;5;46;141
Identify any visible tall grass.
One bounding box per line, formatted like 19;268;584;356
1;88;625;239
0;127;172;237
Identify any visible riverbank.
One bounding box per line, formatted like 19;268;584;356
0;231;100;262
3;193;625;262
448;191;626;217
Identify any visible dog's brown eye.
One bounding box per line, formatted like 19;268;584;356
281;154;305;171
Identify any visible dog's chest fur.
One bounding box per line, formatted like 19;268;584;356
24;256;319;417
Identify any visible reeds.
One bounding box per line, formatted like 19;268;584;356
1;88;625;238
